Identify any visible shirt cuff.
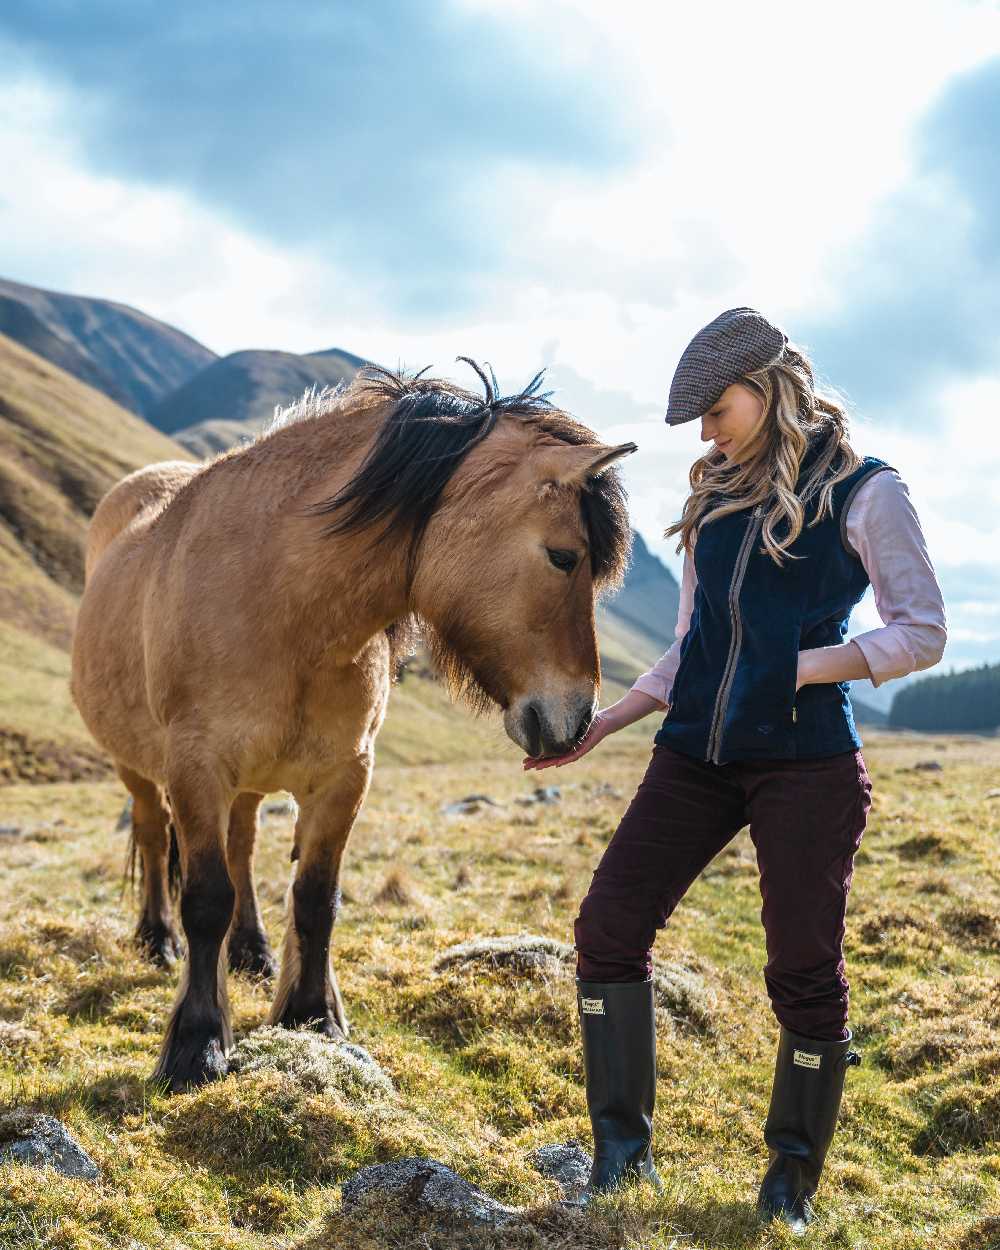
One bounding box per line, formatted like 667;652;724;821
630;672;671;705
851;630;897;688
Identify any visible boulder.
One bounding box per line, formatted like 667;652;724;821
341;1157;520;1227
0;1111;99;1180
515;786;561;806
527;1140;592;1197
442;795;501;815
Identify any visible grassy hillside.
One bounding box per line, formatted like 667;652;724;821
0;333;197;776
0;731;998;1248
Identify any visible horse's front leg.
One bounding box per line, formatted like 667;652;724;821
269;754;372;1037
152;761;235;1092
226;791;278;978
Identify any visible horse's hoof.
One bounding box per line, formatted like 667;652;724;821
228;928;278;978
153;1033;229;1094
275;1003;348;1040
136;919;184;969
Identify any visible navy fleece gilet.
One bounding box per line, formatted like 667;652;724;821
653;442;894;765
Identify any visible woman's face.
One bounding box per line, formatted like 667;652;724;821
699;381;765;463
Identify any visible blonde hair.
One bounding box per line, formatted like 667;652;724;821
665;341;861;567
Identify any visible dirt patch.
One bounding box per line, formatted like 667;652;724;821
914;1077;1000;1154
0;727;112;785
940;906;1000;951
894;832;955;862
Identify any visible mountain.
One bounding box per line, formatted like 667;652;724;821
150;347;367;440
607;530;679;653
0;275;215;416
850;694;887;727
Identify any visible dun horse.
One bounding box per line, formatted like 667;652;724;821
71;362;635;1091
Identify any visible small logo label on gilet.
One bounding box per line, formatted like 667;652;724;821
581;997;605;1015
793;1049;821;1069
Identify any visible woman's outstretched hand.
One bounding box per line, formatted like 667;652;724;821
522;709;615;771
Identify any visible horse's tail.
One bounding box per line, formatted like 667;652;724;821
85;459;200;581
120;807;182;904
122;821;140;902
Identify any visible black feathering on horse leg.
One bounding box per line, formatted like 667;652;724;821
152;767;236;1094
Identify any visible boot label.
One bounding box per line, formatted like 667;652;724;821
580;996;605;1015
793;1049;821;1069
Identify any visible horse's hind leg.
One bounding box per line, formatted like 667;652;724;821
117;764;182;967
226;791;277;978
153;761;235;1092
269;755;372;1037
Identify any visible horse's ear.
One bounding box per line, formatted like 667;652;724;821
547;441;637;487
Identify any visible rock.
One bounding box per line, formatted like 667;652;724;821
341;1157;520;1227
442;795;501;815
0;1111;99;1180
912;760;943;772
115;797;133;832
986;789;1000;800
515;786;561;806
0;824;23;838
528;1140;592;1197
433;935;574;977
262;795;298;819
227;1025;393;1099
0;1022;41;1057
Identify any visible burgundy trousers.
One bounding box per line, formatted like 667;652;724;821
573;743;872;1041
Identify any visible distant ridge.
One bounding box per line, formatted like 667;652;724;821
152;346;367;439
0;275;215;416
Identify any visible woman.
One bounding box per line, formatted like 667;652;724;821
524;308;947;1230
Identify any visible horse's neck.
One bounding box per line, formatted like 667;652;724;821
257;407;413;655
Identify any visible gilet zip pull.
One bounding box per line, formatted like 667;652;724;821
705;503;765;764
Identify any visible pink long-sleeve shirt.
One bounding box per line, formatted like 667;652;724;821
631;468;948;706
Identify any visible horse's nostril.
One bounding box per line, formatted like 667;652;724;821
525;704;543;757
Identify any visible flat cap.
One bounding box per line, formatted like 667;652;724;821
665;306;788;426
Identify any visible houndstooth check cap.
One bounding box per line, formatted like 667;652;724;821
665;307;788;426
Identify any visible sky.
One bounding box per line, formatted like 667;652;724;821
1;0;998;693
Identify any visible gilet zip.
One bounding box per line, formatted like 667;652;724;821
705;502;764;764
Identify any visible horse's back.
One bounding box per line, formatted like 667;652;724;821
85;460;200;580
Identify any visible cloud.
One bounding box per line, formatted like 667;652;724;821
796;56;1000;423
0;0;634;316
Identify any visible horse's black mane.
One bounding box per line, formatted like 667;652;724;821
309;358;631;592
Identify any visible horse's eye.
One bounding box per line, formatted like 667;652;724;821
547;548;578;573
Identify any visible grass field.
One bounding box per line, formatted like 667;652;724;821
0;728;998;1249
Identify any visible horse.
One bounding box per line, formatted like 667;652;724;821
71;360;635;1092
